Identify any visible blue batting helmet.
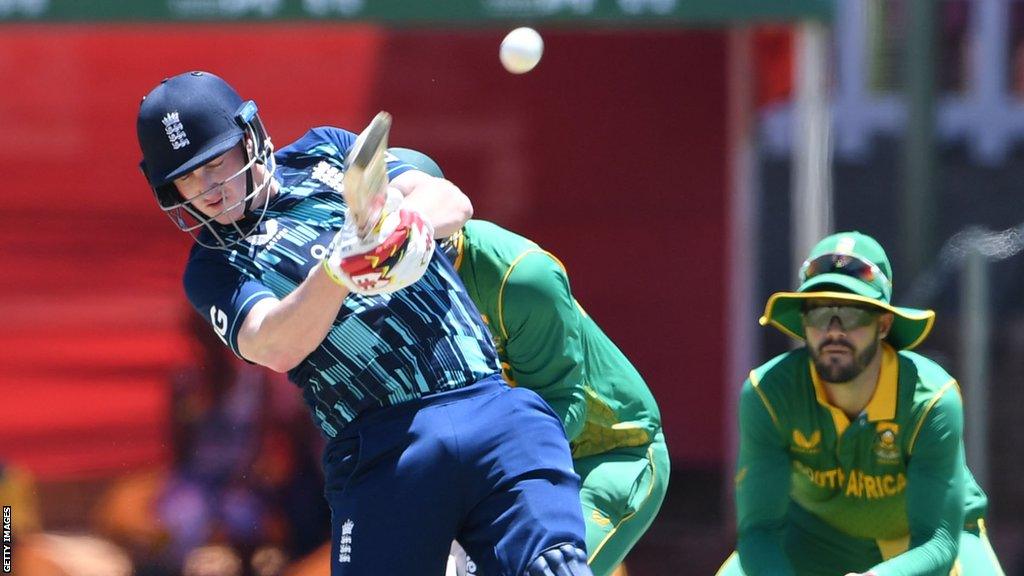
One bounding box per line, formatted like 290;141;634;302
136;71;275;249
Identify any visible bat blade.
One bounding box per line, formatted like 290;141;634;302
342;111;392;238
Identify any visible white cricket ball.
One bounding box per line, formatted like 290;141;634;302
500;27;544;74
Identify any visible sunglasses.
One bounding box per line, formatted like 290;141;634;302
799;253;892;298
802;305;880;331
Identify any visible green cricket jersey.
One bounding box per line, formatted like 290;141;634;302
735;343;988;576
450;220;661;458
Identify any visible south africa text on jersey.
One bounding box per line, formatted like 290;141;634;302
793;461;907;499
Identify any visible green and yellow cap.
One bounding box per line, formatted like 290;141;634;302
760;231;935;350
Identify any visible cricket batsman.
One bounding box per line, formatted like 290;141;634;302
135;71;593;576
392;149;669;576
717;232;1005;576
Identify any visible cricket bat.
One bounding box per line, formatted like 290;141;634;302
342;111;393;239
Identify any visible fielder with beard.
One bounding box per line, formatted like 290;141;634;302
716;232;1004;576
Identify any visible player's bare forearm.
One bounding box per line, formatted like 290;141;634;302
391;169;472;238
237;264;349;372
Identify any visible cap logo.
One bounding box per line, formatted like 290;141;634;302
835;236;856;255
162;111;191;150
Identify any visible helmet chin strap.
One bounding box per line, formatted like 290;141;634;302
242;141;256;214
236;133;272;236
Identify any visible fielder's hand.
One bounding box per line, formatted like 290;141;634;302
323;188;435;295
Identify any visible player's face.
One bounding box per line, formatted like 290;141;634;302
173;144;250;224
803;298;894;383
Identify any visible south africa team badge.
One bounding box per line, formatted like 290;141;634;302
873;422;901;464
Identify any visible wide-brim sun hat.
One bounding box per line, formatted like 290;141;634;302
760;231;935;350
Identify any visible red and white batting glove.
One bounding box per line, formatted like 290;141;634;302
323;189;435;295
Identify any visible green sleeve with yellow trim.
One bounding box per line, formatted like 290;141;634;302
735;377;796;576
871;390;966;576
499;250;588;442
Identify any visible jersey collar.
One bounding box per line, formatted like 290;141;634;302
864;343;898;421
810;342;898;435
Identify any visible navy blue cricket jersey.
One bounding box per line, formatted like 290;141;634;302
183;126;501;437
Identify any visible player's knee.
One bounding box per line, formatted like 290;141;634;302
526;543;593;576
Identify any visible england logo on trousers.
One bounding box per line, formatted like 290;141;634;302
339;519;354;563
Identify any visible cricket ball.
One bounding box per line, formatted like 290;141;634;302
500;27;544;74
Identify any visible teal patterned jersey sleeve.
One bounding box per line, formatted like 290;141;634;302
735;378;796;576
871;386;966;576
498;250;588;442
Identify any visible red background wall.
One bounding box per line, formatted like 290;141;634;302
0;24;728;479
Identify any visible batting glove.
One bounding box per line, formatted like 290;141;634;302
323;188;435;295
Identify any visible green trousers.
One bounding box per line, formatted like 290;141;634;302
577;432;670;576
716;519;1005;576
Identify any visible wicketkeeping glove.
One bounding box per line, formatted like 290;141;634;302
323;188;435;295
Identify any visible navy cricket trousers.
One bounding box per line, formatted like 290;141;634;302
322;376;586;576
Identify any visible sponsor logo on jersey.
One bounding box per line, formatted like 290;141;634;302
162;111;190;150
312;160;346;194
246;219;284;247
873;422;901;464
791;429;821;454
